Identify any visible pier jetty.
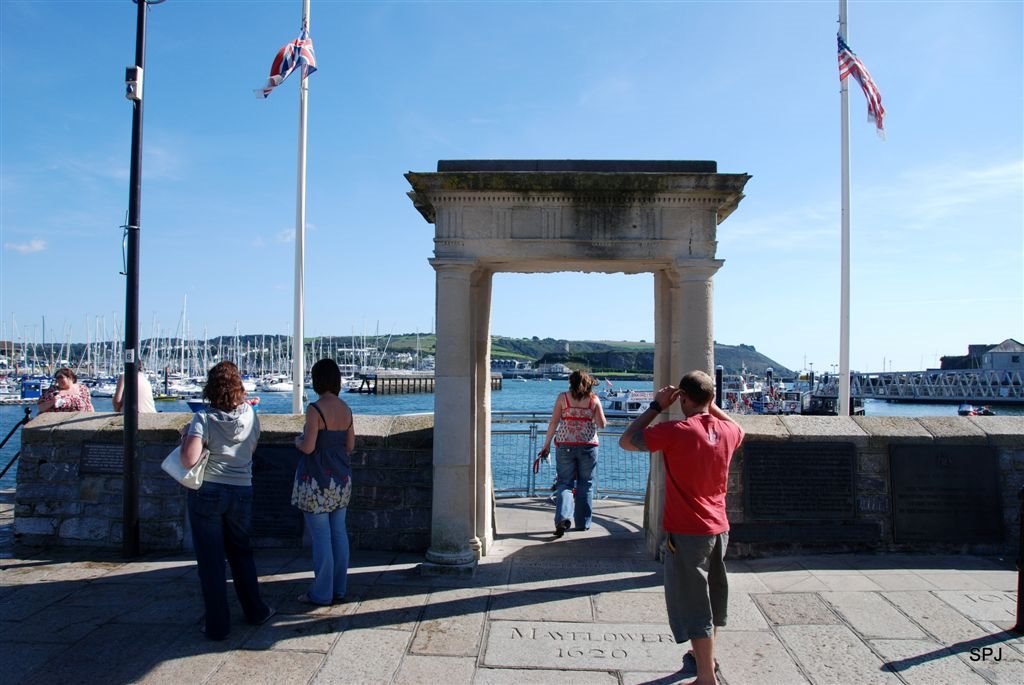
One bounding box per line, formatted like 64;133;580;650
350;371;503;394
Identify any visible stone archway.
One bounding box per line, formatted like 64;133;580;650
406;160;750;571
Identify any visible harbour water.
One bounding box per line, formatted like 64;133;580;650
2;380;1021;490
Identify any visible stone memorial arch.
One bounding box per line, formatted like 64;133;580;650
406;160;750;572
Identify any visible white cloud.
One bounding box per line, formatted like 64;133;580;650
5;239;47;254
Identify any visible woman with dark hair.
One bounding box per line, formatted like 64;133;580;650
37;367;94;413
537;369;608;537
180;360;273;639
293;358;356;605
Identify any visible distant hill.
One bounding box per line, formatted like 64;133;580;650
382;334;793;377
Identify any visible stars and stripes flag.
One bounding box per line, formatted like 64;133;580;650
259;25;317;98
837;34;884;136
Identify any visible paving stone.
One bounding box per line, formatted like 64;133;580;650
208;649;325;684
477;668;618;684
757;571;830;592
870;638;988;684
821;591;926;639
918;572;995;591
777;624;902;684
348;585;429;631
394;655;477;684
815;573;885;591
242;612;346;652
488;590;594;622
593;590;666;623
753;592;840;626
715;630;811;684
934;590;1018;622
483;620;679;671
882;591;990;644
315;627;410;684
721;591;771;631
0;640;68;685
862;573;938;591
0;582;75;620
0;606;104;643
411;588;488;656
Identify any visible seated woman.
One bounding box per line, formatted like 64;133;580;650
37;368;94;413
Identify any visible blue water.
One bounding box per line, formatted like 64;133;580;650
1;381;1020;490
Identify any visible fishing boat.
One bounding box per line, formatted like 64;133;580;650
258;376;294;393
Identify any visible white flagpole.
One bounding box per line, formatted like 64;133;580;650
292;0;311;414
838;0;852;416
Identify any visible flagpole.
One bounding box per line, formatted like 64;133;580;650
292;0;311;414
838;0;852;416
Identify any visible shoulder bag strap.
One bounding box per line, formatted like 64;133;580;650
310;401;328;430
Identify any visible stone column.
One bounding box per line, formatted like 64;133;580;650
424;259;477;572
471;268;494;557
673;260;723;381
644;260;724;556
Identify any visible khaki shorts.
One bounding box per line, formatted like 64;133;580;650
662;531;729;642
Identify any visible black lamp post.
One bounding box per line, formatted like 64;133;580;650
122;0;165;558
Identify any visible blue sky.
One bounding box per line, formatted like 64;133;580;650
1;0;1021;374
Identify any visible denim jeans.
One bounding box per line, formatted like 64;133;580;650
188;481;270;639
303;507;350;604
554;444;598;529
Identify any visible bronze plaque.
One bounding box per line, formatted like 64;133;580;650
890;445;1002;543
250;446;304;539
80;443;125;475
744;442;856;520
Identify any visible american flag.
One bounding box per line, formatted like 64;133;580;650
837;34;884;135
260;25;317;98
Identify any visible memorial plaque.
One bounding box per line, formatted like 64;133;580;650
80;443;125;475
890;445;1002;543
483;621;681;671
744;442;855;520
250;445;304;539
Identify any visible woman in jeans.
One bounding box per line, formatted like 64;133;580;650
537;370;608;537
180;361;273;639
292;358;355;605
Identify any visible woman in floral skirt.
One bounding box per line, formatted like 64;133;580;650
293;358;356;605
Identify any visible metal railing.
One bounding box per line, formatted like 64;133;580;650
490;411;648;500
0;407;32;480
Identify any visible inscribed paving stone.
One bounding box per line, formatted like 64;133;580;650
315;628;410;684
483;620;681;671
714;630;811;685
869;638;988;685
934;590;1018;622
393;655;477;685
882;591;989;645
476;668;618;684
208;650;324;685
776;624;902;684
489;590;594;622
752;593;840;626
820;591;926;639
593;590;667;623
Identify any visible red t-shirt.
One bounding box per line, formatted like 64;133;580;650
644;414;744;535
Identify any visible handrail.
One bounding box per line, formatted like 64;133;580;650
0;406;33;479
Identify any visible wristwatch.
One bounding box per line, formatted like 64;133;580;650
649;400;662;413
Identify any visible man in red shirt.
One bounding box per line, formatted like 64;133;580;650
619;370;744;685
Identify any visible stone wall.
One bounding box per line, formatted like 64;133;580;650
14;413;1024;556
727;415;1024;556
14;412;433;552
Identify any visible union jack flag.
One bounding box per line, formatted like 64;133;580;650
260;25;317;98
838;34;884;136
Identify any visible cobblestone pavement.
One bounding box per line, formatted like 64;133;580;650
1;491;1021;684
